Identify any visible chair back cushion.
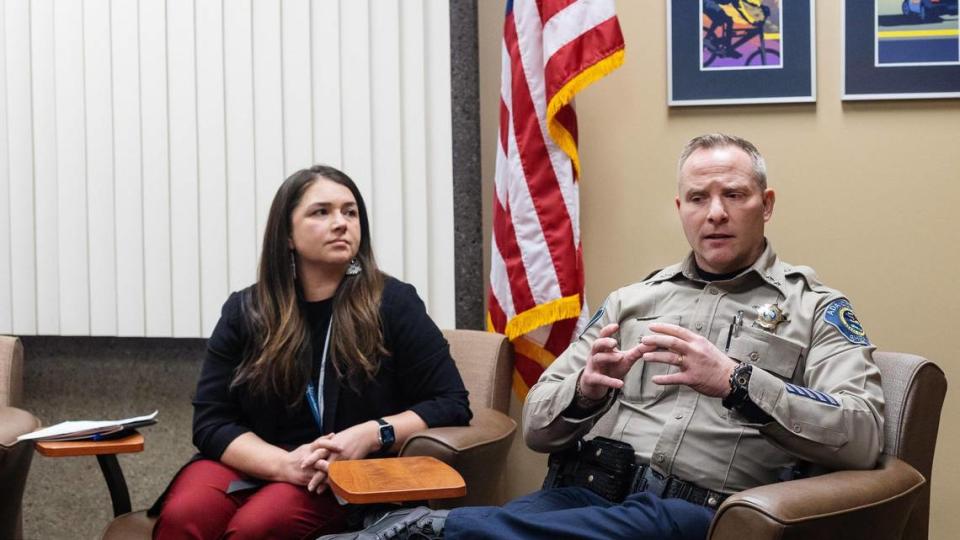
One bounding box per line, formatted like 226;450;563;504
441;330;513;414
0;336;24;408
874;352;947;540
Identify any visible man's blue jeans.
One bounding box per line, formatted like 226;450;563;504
445;486;715;540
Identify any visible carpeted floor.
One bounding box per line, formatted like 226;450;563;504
19;336;204;540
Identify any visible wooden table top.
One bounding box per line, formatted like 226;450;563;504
35;431;144;458
328;456;466;504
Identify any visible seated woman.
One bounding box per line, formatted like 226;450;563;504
150;165;472;539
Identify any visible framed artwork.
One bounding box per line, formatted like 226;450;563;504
843;0;960;100
668;0;816;106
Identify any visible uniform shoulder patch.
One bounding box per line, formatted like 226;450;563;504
824;298;870;346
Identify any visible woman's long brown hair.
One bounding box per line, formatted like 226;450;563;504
232;165;386;406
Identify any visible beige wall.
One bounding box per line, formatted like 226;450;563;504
479;1;959;537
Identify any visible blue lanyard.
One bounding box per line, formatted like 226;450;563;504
305;320;332;431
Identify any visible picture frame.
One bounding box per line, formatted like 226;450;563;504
843;0;960;100
668;0;816;106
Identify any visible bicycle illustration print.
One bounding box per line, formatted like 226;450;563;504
702;0;782;69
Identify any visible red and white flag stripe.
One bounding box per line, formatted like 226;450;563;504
487;0;624;398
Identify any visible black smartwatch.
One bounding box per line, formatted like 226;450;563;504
376;418;395;450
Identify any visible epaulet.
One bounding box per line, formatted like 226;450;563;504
783;264;832;294
641;268;663;282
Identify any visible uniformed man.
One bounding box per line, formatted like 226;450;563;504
323;134;885;540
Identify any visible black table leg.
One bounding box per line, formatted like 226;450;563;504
96;454;131;517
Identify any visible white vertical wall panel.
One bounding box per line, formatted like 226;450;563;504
223;0;257;293
339;0;373;201
85;0;117;335
54;0;89;335
1;0;457;336
400;0;430;305
111;0;145;336
311;0;341;168
370;2;405;282
281;0;313;174
195;0;228;336
252;0;284;258
424;0;455;326
6;0;36;334
0;0;12;332
140;0;173;337
167;0;201;337
31;0;59;334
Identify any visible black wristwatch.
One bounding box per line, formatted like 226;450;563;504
376;418;395;450
722;362;753;410
722;363;773;424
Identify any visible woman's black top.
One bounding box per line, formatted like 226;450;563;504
191;276;472;460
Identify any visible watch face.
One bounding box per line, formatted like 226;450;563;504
379;422;396;448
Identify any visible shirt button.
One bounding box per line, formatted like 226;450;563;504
749;352;759;361
708;287;718;295
655;453;665;463
695;322;703;330
674;414;683;420
792;424;802;433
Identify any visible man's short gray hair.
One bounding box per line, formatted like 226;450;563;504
677;133;767;190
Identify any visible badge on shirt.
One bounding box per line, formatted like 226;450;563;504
824;298;870;346
753;303;787;332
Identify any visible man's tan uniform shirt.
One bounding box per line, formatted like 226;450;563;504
523;243;885;494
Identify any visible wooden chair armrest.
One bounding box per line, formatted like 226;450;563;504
709;455;925;540
328;456;466;504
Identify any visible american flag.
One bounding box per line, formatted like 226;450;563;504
487;0;625;398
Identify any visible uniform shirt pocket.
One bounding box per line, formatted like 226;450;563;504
621;314;682;403
727;326;805;380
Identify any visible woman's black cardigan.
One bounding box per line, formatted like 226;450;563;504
192;276;472;460
149;276;471;516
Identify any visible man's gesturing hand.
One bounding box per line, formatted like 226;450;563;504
640;323;737;398
578;323;652;400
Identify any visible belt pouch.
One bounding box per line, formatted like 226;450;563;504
542;437;637;503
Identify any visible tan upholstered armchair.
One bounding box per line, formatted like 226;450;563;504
98;329;516;538
709;352;947;540
1;336;41;540
402;329;517;507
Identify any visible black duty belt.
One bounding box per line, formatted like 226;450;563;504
543;437;730;509
630;463;729;509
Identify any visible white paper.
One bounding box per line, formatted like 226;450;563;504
16;410;158;442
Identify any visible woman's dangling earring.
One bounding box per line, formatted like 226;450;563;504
346;257;361;276
290;251;297;280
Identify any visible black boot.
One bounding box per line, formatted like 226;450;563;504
318;506;448;540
